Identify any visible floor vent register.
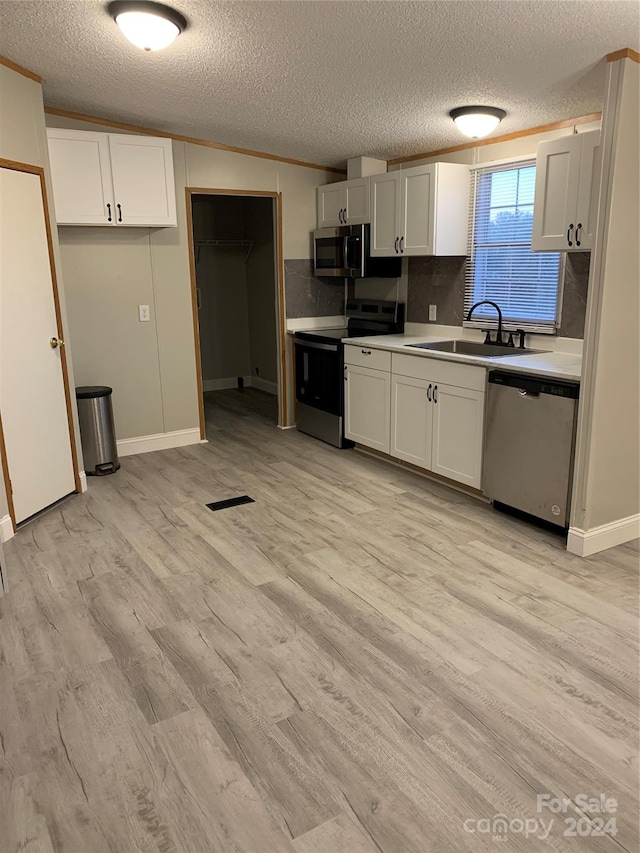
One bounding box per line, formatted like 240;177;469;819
206;495;255;512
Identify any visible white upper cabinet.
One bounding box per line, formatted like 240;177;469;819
370;172;400;254
316;177;370;227
370;163;469;257
46;128;177;227
47;129;113;225
316;183;345;227
343;178;370;224
532;130;601;252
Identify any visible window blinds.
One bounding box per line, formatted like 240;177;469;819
464;159;562;334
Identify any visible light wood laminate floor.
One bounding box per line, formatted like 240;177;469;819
1;389;638;852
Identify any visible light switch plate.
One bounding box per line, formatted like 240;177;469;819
139;304;150;322
428;304;437;321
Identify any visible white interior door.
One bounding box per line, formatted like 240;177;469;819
108;134;177;227
0;167;76;524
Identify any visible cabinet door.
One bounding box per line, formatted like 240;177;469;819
574;131;601;251
431;383;484;488
390;374;432;468
532;136;581;251
316;183;345;227
108;135;177;227
399;165;435;256
344;364;390;453
344;178;370;224
47;129;114;225
370;173;400;256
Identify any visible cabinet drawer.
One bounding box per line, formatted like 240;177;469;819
392;352;485;391
344;345;391;372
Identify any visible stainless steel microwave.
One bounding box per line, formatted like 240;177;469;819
313;224;402;278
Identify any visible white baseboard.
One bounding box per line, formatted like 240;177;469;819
203;376;277;395
79;471;88;493
567;514;640;557
117;428;201;458
0;514;15;542
251;376;277;395
202;377;252;392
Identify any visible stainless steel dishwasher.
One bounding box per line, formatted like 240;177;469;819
483;371;580;527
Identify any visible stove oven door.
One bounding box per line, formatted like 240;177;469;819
294;338;342;416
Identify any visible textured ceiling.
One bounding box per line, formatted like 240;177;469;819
1;1;638;167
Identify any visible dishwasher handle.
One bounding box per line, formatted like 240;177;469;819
488;371;579;400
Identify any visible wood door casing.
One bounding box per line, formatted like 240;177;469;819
0;159;81;529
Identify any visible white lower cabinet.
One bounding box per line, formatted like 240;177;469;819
391;375;432;468
345;345;486;489
344;364;390;454
430;383;484;488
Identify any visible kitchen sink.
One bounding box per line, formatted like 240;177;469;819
406;340;549;358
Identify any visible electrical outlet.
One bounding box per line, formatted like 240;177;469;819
428;304;437;322
138;304;150;322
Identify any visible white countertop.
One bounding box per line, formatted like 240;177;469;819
343;334;582;382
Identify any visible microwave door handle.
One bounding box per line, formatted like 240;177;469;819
343;236;350;268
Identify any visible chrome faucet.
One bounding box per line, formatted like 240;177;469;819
466;300;505;346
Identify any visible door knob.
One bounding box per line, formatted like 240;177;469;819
50;337;65;349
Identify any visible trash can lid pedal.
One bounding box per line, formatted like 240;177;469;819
76;386;112;399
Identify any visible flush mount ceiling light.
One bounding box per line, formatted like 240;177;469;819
449;106;506;139
108;1;187;51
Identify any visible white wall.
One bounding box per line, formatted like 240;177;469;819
48;113;340;434
570;57;639;549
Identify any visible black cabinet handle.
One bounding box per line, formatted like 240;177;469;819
117;203;122;223
575;223;582;247
361;349;372;355
106;203;112;222
400;236;404;253
567;223;573;247
339;209;342;224
394;237;399;254
433;384;438;403
427;383;432;402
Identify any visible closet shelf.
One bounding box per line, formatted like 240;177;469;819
194;239;255;262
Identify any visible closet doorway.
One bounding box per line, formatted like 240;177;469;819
186;190;285;439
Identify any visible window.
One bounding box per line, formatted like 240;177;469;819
464;158;562;333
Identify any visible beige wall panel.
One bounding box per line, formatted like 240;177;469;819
149;141;200;432
58;228;164;440
580;61;639;528
185;143;278;192
276;162;340;258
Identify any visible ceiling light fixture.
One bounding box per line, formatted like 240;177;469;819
108;1;187;51
449;106;506;139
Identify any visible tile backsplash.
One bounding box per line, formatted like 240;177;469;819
284;259;345;318
407;253;590;339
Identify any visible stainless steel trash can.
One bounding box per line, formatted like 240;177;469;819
76;386;120;475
